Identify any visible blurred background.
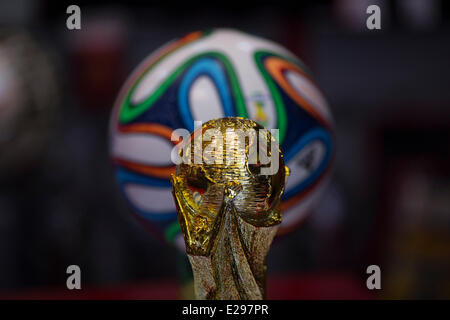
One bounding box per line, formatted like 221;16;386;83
0;0;449;299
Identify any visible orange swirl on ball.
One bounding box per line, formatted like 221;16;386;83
114;123;177;179
264;57;331;128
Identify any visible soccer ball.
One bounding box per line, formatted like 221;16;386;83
109;29;334;249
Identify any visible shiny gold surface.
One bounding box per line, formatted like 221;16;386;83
171;117;288;299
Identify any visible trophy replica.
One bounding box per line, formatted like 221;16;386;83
171;117;289;300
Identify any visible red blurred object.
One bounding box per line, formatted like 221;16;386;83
267;273;374;300
69;17;127;110
0;273;374;300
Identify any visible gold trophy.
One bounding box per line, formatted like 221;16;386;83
171;117;288;300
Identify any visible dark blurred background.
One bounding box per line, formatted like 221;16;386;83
0;0;449;299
